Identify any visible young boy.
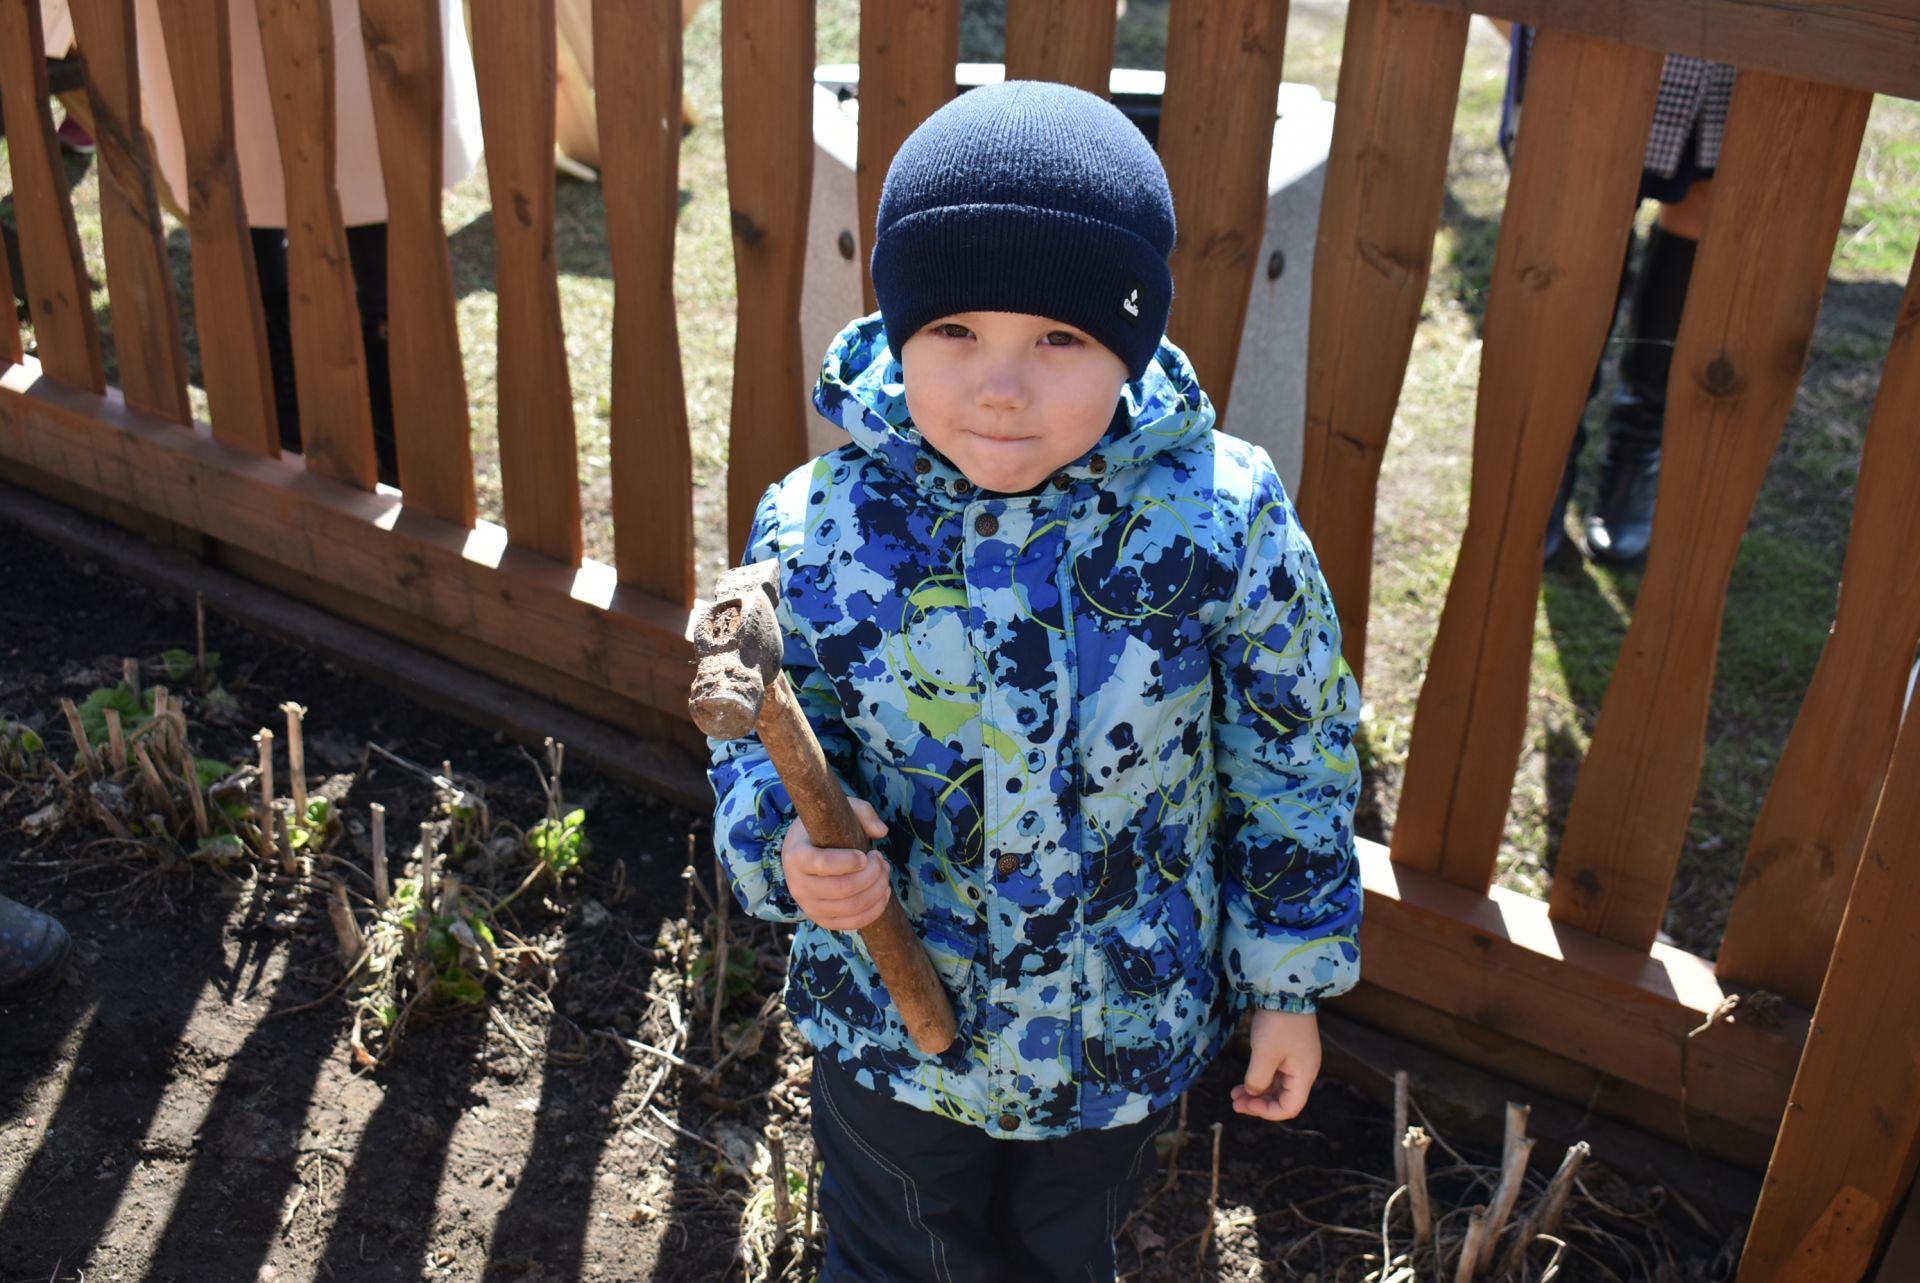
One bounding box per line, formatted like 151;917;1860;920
710;80;1362;1282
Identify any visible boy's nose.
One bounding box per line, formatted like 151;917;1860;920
977;361;1028;410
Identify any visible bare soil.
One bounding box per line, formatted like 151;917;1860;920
1;516;1725;1282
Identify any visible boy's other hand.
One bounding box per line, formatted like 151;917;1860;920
1230;1009;1321;1122
781;798;893;931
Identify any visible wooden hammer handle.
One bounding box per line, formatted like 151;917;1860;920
757;673;959;1056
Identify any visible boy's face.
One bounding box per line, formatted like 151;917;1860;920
899;311;1128;495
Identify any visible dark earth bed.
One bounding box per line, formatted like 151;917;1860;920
1;512;1727;1282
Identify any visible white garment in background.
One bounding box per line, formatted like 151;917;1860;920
130;0;484;228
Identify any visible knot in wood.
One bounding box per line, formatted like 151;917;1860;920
1519;262;1560;292
731;210;765;246
1702;354;1740;398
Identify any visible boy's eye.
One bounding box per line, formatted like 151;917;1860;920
932;322;973;339
1041;330;1082;347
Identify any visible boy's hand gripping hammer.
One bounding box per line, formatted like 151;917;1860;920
690;560;958;1056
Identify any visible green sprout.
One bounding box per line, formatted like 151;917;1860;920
77;685;155;747
288;795;339;852
1;719;44;773
160;648;221;682
527;807;590;878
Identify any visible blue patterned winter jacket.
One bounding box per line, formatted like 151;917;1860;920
710;315;1362;1138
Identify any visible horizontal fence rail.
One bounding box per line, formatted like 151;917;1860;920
0;0;1916;1268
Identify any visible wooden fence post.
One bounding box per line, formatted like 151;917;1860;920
855;0;959;315
359;0;478;527
1004;0;1116;97
156;0;282;456
257;0;379;490
597;0;695;606
722;0;817;562
1735;702;1920;1281
1158;0;1288;421
1389;28;1662;890
68;0;193;424
0;0;106;393
1716;248;1920;1007
469;0;584;566
1295;0;1469;686
1549;73;1872;947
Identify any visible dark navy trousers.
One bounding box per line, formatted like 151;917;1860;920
809;1057;1172;1282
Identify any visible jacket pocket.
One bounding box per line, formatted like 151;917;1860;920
1085;891;1214;1087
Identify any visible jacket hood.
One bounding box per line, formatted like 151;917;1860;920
811;312;1215;498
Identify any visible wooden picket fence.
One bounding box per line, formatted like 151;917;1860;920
0;0;1915;1274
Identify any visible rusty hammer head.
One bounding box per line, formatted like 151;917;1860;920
689;560;784;740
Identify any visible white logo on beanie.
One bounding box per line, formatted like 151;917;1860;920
1122;288;1140;318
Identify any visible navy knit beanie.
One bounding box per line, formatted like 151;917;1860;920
871;80;1176;382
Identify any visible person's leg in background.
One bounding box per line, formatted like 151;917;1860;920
251;224;397;488
345;223;397;488
250;228;304;456
1583;180;1708;566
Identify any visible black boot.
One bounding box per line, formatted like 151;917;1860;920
1544;234;1637;568
0;893;71;1002
1543;429;1582;566
1585;224;1697;567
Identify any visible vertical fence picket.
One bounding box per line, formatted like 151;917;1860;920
596;0;693;605
1157;0;1287;420
67;0;191;423
855;0;959;314
359;0;477;526
469;0;583;565
1388;29;1662;891
1716;256;1920;1006
1296;0;1468;682
1548;74;1873;949
257;0;377;489
1003;0;1115;96
156;0;281;455
1734;698;1920;1282
722;0;815;562
0;0;106;392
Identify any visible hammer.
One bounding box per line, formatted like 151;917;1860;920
691;560;958;1056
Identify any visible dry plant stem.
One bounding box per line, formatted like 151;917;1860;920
1161;1091;1191;1195
1393;1069;1410;1186
805;1157;820;1257
1534;1141;1588;1239
422;823;442;911
1193;1120;1224;1268
1455;1207;1490;1283
1478;1102;1535;1272
105;708;128;770
326;876;364;965
1498;1142;1590;1277
151;688;169;754
60;698;98;776
1376;1184;1407;1279
711;851;730;1061
195;592;206;673
51;759;132;839
370;803;389;907
183;755;211;838
680;834;698;985
769;1124;793;1235
256;726;277;845
1403;1126;1435;1246
282;702;308;819
123;656;140;698
132;743;182;829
